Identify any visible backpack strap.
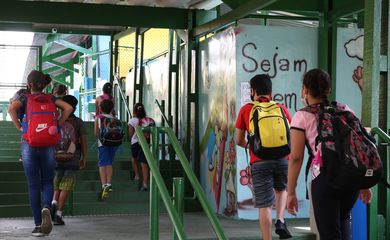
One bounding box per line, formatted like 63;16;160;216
305;141;314;199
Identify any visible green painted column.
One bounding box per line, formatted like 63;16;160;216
318;0;329;71
385;0;390;236
173;177;184;240
133;28;139;105
150;127;159;240
363;0;381;239
92;36;97;90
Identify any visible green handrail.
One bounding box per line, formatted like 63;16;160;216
369;127;390;240
371;127;390;143
135;127;187;240
135;126;227;240
155;99;172;128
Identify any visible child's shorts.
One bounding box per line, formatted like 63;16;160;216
131;143;147;164
251;158;288;208
54;167;78;191
98;146;118;167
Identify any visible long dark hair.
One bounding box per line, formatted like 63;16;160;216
102;82;113;95
133;102;146;119
27;70;52;92
302;68;331;103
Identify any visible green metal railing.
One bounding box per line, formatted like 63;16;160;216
135;126;226;240
369;127;390;240
1;101;9;121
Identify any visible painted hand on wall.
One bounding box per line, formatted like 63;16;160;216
239;166;253;193
352;65;363;92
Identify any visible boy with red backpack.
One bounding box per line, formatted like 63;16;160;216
95;99;124;200
51;95;87;225
8;70;73;237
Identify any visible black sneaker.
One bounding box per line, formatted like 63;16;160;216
275;219;292;239
140;186;148;191
40;208;53;235
50;203;57;221
31;226;44;237
53;215;65;225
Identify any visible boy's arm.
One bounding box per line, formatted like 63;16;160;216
8;100;23;131
79;134;87;169
236;128;247;148
55;99;73;125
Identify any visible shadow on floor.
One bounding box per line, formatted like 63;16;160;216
0;213;315;240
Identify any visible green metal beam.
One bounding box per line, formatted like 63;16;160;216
330;0;364;20
47;60;79;73
43;66;61;74
54;39;93;55
55;71;70;79
42;48;75;62
223;0;320;11
193;0;277;37
0;0;189;29
0;22;119;35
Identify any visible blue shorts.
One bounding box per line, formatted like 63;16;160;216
98;146;118;167
251;158;288;208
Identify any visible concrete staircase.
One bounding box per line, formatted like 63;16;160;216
0;121;183;217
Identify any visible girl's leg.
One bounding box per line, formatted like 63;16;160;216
340;190;359;240
22;142;42;226
132;158;139;179
39;146;55;209
311;173;342;240
140;162;149;187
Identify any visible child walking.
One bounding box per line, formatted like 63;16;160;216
95;99;122;200
51;95;87;225
8;70;73;237
128;103;155;191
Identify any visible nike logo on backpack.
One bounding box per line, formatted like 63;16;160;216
36;124;48;133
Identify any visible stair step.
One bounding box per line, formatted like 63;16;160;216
72;201;166;215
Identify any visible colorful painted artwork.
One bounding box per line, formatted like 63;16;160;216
336;28;364;117
199;29;237;215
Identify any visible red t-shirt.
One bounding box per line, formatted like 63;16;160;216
235;97;291;164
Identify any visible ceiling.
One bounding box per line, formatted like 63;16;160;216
23;0;223;10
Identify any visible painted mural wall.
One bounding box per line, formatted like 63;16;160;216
198;29;237;216
198;25;318;219
335;28;364;117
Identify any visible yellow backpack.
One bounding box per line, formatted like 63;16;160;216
249;101;290;159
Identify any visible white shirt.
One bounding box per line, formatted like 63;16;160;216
128;117;155;144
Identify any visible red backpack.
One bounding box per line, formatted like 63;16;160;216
140;117;155;143
23;94;61;147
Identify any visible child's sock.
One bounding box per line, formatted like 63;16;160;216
106;183;111;187
51;200;58;206
56;210;63;217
